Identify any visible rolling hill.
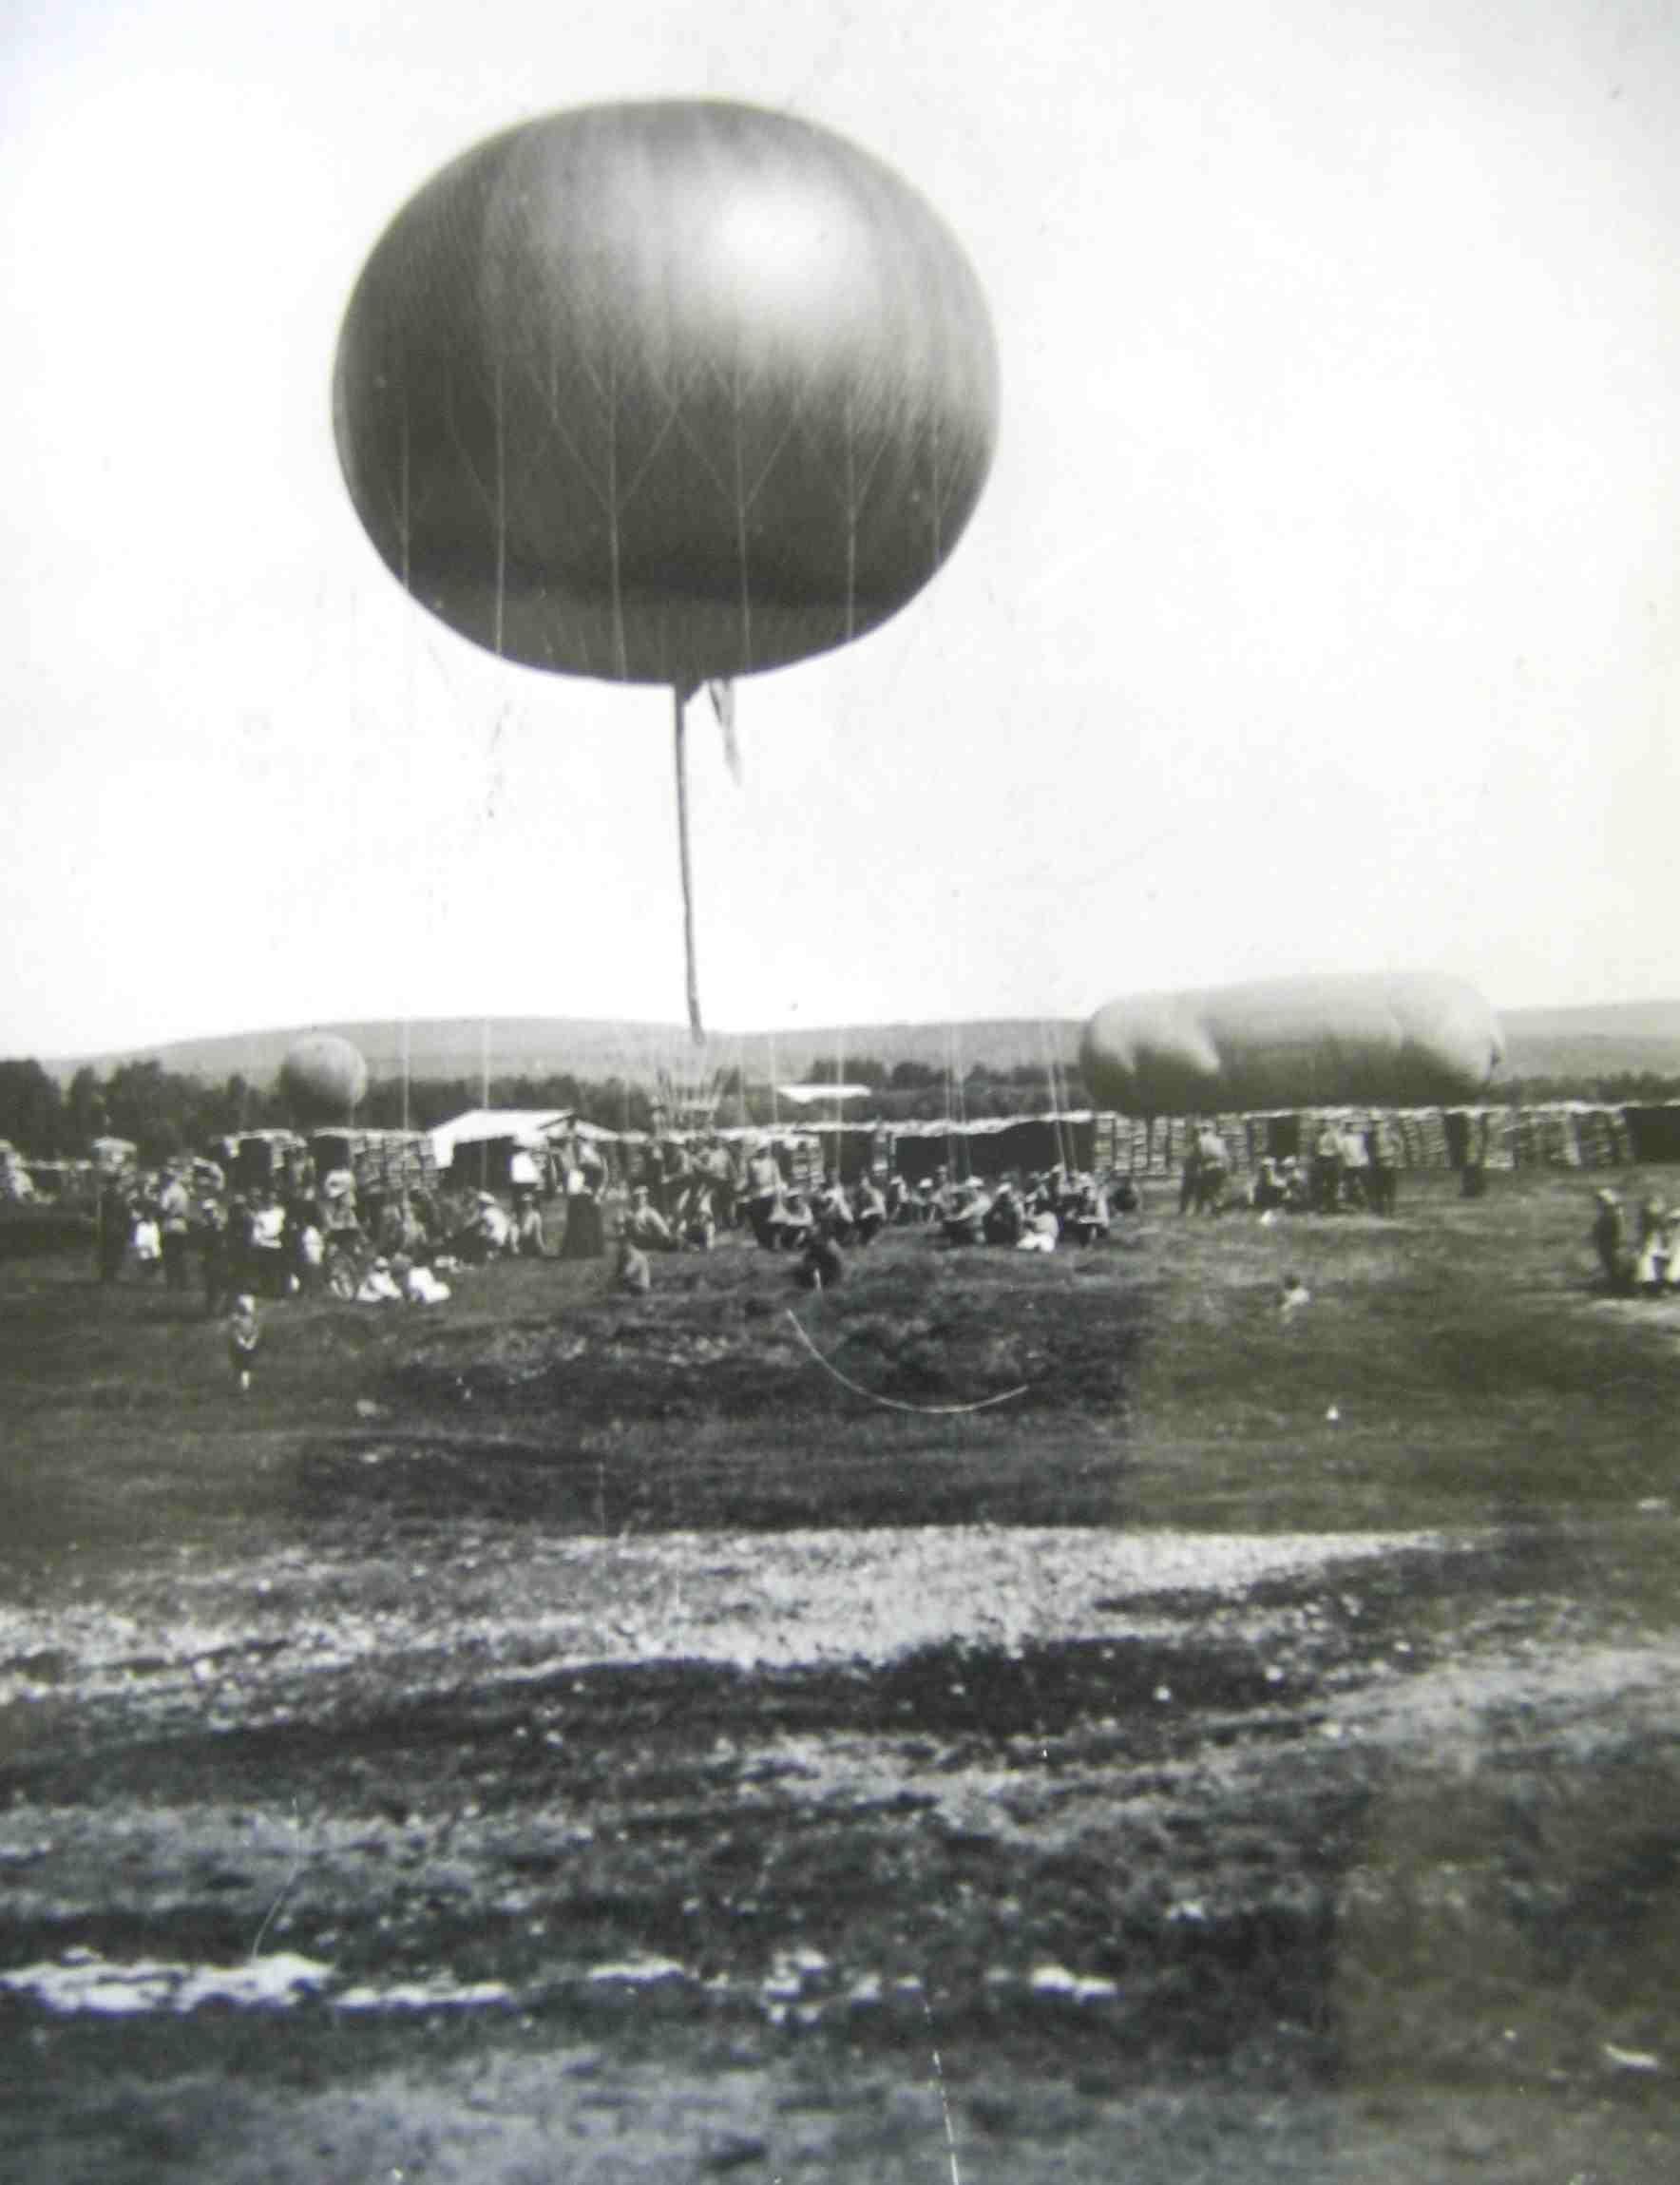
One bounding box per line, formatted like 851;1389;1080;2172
42;998;1680;1094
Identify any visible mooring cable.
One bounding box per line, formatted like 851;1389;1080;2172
782;1309;1029;1417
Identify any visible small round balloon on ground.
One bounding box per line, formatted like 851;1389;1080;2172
279;1033;369;1123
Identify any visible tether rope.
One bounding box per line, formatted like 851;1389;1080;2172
783;1309;1029;1417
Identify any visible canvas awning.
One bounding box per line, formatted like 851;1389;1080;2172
429;1109;572;1166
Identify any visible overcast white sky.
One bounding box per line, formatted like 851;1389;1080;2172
4;0;1676;1059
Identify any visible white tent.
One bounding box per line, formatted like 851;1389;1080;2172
773;1083;876;1106
428;1109;572;1168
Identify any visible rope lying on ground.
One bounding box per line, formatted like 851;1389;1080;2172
783;1309;1030;1418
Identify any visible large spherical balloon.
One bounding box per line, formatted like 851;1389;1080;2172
279;1033;369;1123
334;101;1000;685
1080;973;1505;1114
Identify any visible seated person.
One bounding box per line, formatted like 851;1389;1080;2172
1250;1158;1287;1213
812;1174;855;1242
473;1192;515;1258
623;1185;676;1251
765;1188;814;1252
1017;1206;1059;1253
942;1179;990;1245
615;1236;652;1295
983;1180;1025;1247
378;1195;424;1255
852;1175;888;1243
795;1230;845;1291
1069;1177;1110;1244
355;1254;404;1304
404;1261;451;1304
677;1179;716;1252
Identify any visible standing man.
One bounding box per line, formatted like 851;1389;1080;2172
1193;1125;1229;1216
1592;1190;1631;1292
1311;1119;1344;1215
200;1197;232;1318
1338;1121;1371;1212
1178;1125;1201;1217
96;1175;131;1284
158;1165;193;1294
744;1141;782;1247
1367;1116;1400;1217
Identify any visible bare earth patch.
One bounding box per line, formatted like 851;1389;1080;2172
5;1174;1680;2180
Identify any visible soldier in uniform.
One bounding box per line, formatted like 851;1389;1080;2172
1367;1116;1401;1217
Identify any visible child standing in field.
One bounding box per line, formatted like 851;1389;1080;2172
226;1294;260;1394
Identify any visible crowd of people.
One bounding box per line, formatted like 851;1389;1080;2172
93;1156;562;1315
617;1153;1135;1260
83;1103;1680;1411
88;1108;1550;1396
94;1112;1428;1326
1178;1117;1403;1218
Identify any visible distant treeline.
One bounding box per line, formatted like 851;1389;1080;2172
0;1055;1088;1166
5;1054;1674;1169
0;1057;656;1166
1498;1072;1680;1105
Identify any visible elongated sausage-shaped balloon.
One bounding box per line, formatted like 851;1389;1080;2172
279;1034;369;1124
1080;972;1505;1113
334;101;1000;684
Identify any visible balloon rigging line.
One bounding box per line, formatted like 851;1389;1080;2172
783;1310;1029;1418
672;685;704;1041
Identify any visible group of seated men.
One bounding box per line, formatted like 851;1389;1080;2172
623;1162;892;1255
617;1150;1136;1259
926;1165;1126;1249
1182;1119;1403;1217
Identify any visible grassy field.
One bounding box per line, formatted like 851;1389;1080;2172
3;1169;1679;2181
